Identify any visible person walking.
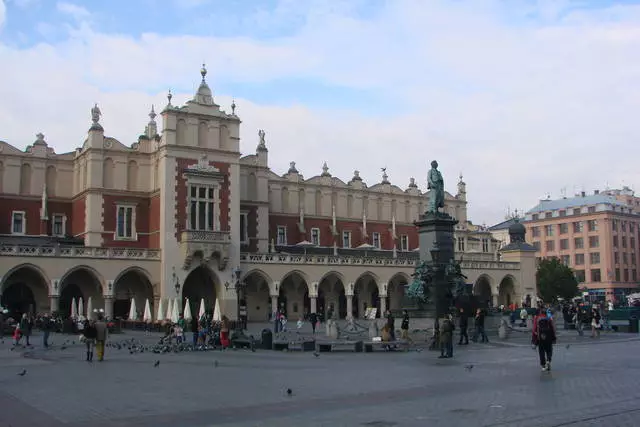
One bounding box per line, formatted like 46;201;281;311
82;320;97;362
439;314;455;358
532;308;556;371
458;308;469;345
41;313;53;348
309;311;318;335
473;309;489;343
591;308;602;338
94;314;108;362
400;310;411;341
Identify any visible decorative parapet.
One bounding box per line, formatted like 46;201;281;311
240;252;520;270
181;230;230;243
0;245;161;260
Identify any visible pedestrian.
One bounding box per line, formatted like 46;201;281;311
400;310;411;341
532;307;556;371
591;308;602;338
458;308;469;345
41;313;53;348
94;314;108;362
473;308;489;343
519;307;528;327
220;315;230;348
19;313;31;346
191;316;199;346
439;314;455;358
385;310;396;341
309;311;318;335
82;319;97;362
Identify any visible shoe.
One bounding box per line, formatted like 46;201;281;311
546;362;551;371
541;365;548;371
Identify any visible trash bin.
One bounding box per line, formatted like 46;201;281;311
261;328;273;349
629;316;639;333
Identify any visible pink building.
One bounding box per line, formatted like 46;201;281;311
524;190;640;303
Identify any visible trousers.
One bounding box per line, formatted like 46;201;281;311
538;340;553;366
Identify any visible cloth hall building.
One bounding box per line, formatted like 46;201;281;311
0;67;536;322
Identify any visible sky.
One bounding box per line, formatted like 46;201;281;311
1;0;640;226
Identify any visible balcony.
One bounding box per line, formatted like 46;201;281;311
0;244;161;260
180;230;231;271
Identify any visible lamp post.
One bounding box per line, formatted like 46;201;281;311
172;267;181;296
224;266;246;332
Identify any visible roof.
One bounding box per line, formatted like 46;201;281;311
526;194;627;214
488;218;517;231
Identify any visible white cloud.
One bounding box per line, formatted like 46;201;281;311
2;0;640;224
56;2;89;21
0;0;5;29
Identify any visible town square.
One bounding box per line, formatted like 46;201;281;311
2;0;640;426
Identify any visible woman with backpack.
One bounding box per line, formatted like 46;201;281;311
532;307;557;372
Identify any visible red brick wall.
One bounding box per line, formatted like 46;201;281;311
48;201;73;236
149;194;161;248
0;196;40;235
175;158;230;241
269;214;419;250
102;194;150;248
71;197;85;237
247;206;258;252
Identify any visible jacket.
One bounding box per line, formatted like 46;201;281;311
95;321;108;341
532;314;556;344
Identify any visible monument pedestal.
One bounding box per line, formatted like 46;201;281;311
415;212;458;264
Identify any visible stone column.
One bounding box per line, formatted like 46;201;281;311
270;295;278;314
49;295;59;313
346;295;353;319
104;297;114;320
380;297;387;315
310;297;317;314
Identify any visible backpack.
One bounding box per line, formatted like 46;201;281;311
537;316;553;341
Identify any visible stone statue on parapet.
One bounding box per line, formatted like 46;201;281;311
91;103;101;124
427;160;445;213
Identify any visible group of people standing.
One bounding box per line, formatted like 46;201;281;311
80;315;108;361
438;308;490;358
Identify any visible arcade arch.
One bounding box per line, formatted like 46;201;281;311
0;264;50;318
388;272;410;312
498;275;516;307
474;275;493;307
59;266;104;318
317;271;346;319
112;267;155;320
353;272;379;318
182;265;219;317
242;269;271;321
278;271;309;318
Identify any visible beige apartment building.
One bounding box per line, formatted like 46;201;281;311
0;67;536;322
523;189;640;303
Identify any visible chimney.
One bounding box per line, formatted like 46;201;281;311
594;190;599;195
581;191;586;197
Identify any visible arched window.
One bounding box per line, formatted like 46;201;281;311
127;160;138;191
198;121;208;147
103;158;115;189
176;119;187;145
315;190;323;215
247;173;258;200
281;187;290;213
46;165;57;196
20;163;31;195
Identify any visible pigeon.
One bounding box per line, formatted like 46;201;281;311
313;351;320;358
17;369;26;376
286;388;292;396
464;364;474;371
214;360;219;368
153;360;160;367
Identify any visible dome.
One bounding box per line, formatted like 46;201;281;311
508;219;526;243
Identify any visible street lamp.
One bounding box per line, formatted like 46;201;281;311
224;266;246;331
172;267;181;296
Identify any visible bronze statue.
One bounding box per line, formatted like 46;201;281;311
427;160;445;213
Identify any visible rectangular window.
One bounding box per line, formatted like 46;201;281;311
630;223;635;232
612;219;618;231
545;240;555;251
574;237;584;249
559;210;566;217
188;185;216;231
589;236;599;248
239;213;248;244
575;253;585;265
613;236;619;247
11;211;26;235
561;255;570;266
532;214;539;220
623;252;628;265
615;252;620;264
573;221;583;233
573;208;581;215
342;231;351;248
590;252;600;264
631;237;636;249
624;269;629;282
574;270;585;283
545;212;552;218
531;227;540;237
52;214;65;237
559;223;568;234
276;226;287;245
622;237;627;248
545;225;554;236
311;228;320;246
482;238;489;253
591;269;601;282
116;206;135;239
588;206;596;214
633;270;637;282
588;220;598;232
560;239;569;250
621;221;627;232
401;235;409;251
616;269;621;282
372;232;381;249
457;237;465;251
532;241;541;250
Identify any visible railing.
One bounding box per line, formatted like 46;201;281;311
181;230;230;243
0;245;161;260
241;253;520;270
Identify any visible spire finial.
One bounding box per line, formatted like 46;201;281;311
167;89;173;106
149;105;156;121
201;63;207;81
231;98;236;115
321;161;331;177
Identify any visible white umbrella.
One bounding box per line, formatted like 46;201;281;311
198;298;206;319
70;297;77;319
171;297;179;323
78;297;84;318
165;298;173;320
212;299;221;321
143;299;152;322
129;297;138;321
295;240;315;255
183;298;192;321
156;299;165;322
86;297;93;320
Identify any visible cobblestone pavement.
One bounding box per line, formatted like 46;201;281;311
0;331;639;427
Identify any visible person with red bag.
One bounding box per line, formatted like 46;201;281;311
220;316;230;348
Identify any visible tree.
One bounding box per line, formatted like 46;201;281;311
536;258;579;302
